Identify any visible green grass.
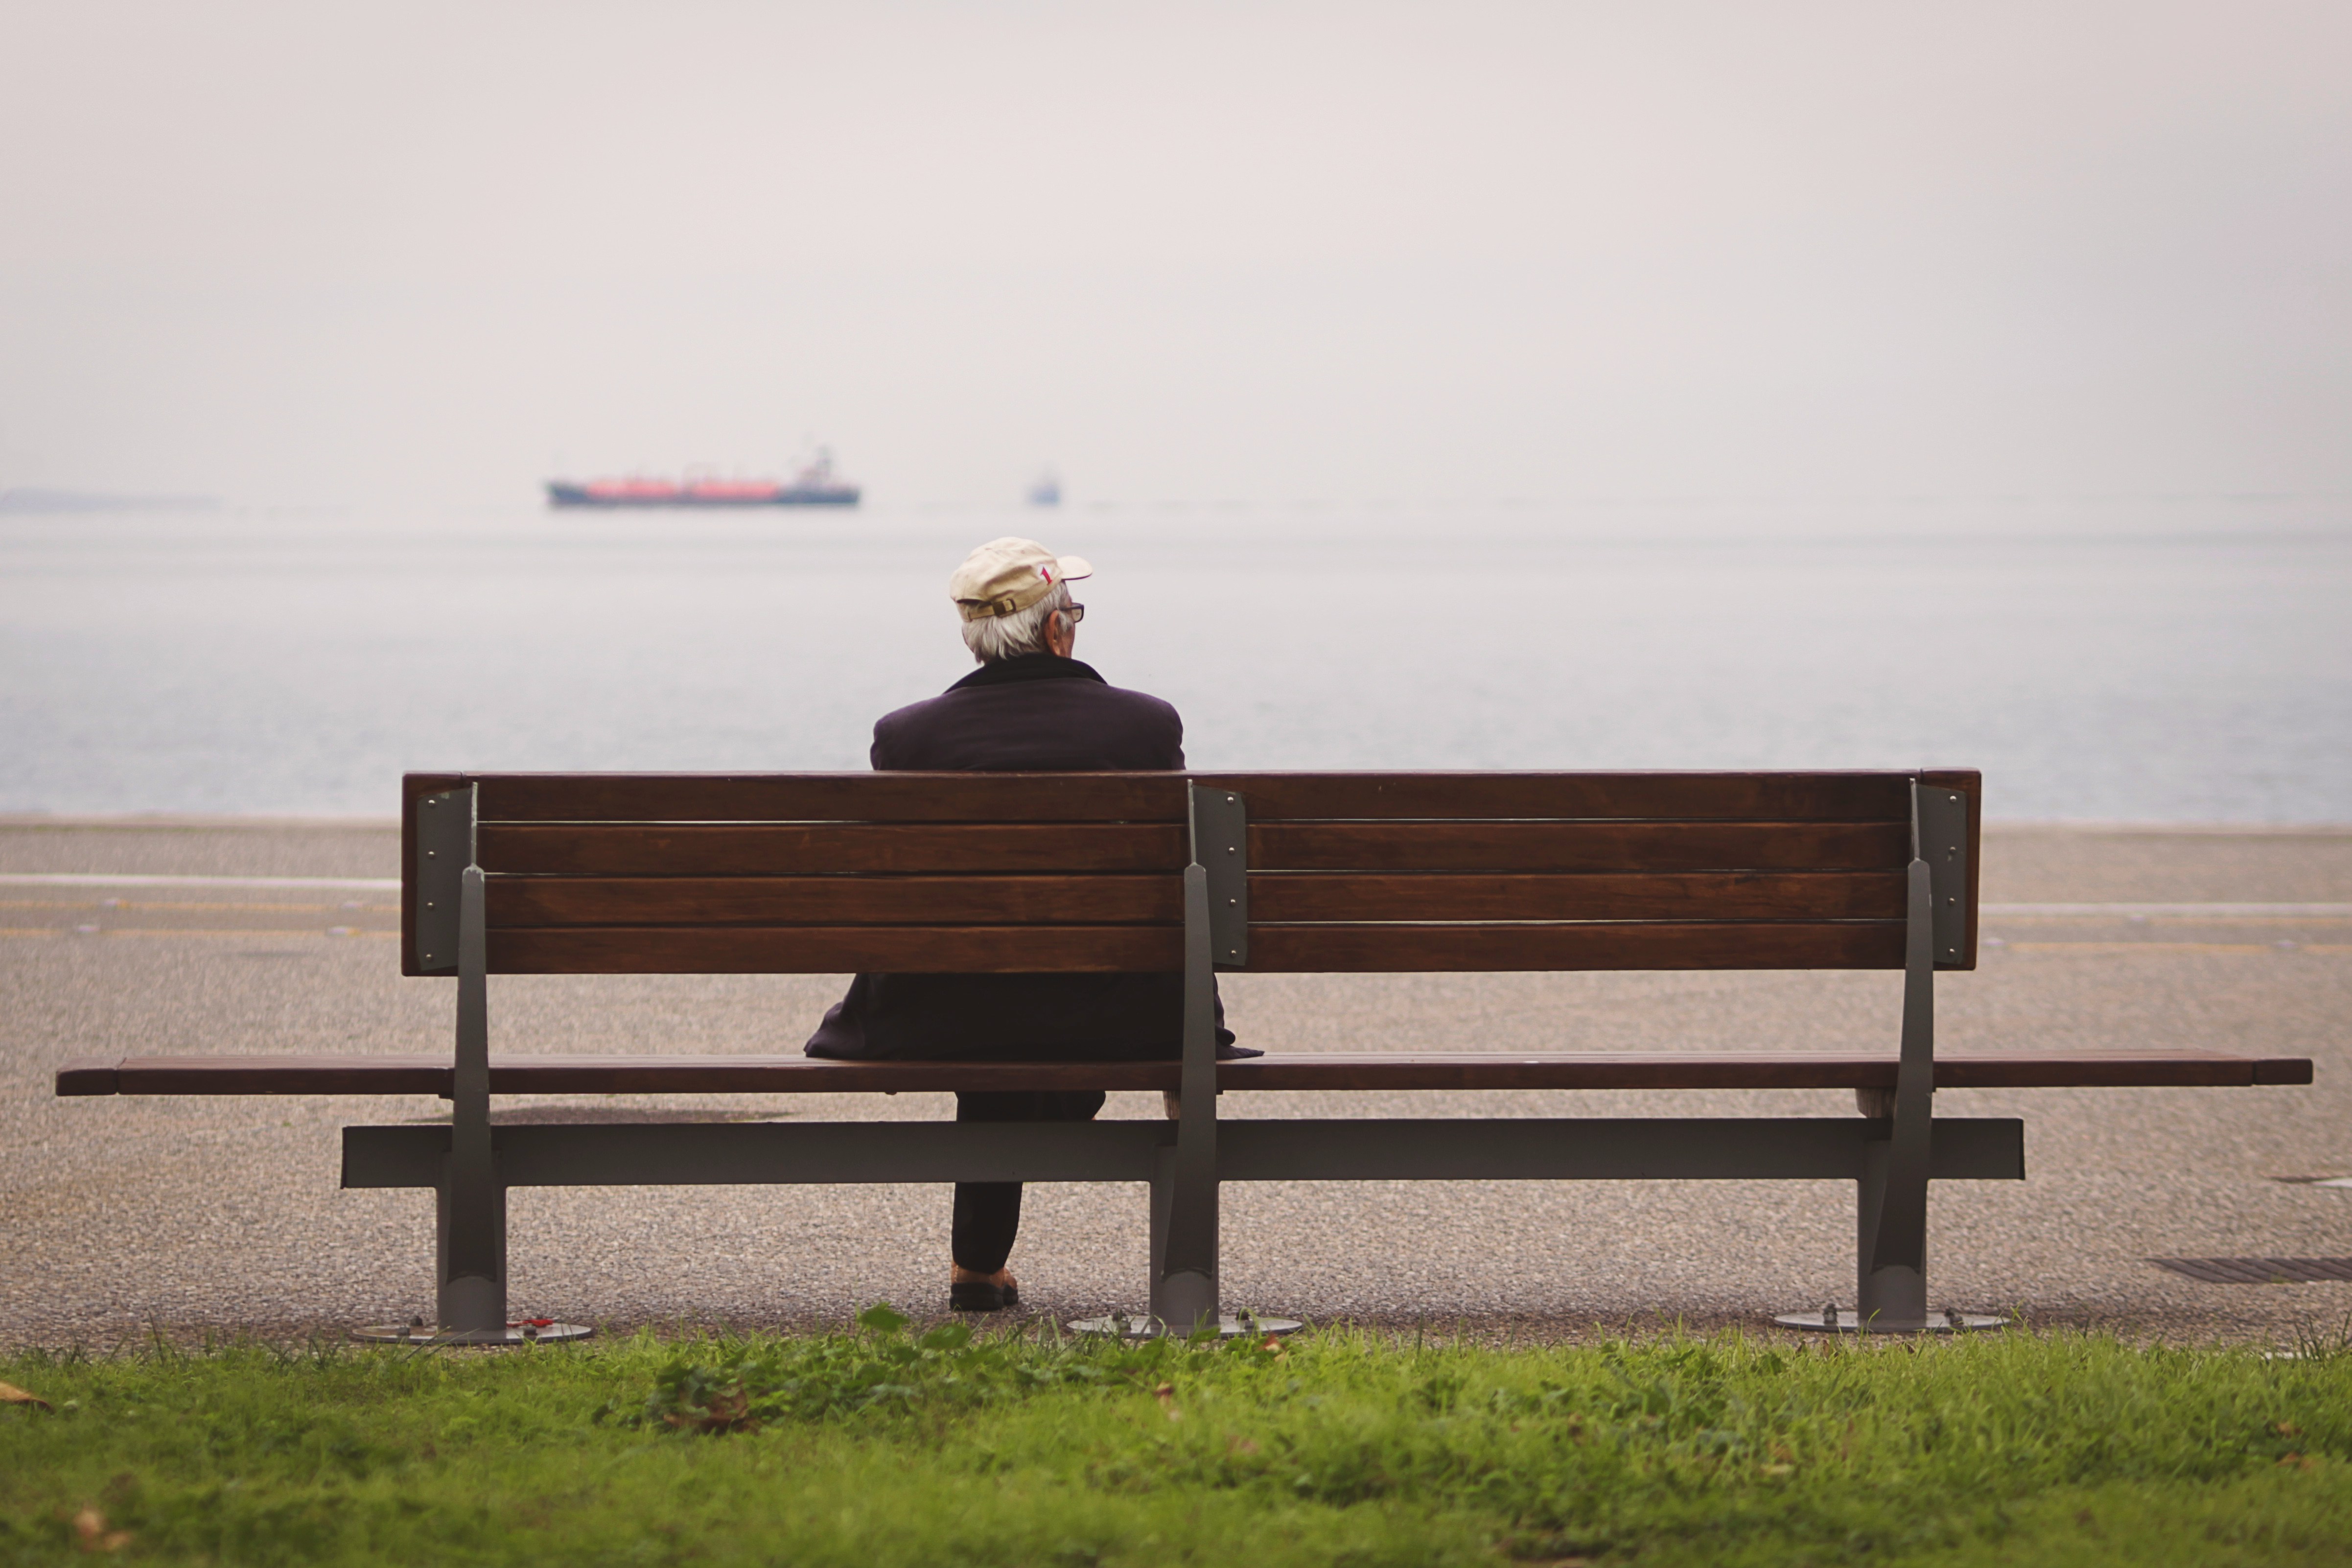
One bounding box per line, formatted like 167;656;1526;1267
4;1312;2350;1566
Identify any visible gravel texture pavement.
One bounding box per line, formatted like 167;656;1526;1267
3;817;2347;1347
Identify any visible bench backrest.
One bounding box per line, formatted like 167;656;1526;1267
401;770;1979;978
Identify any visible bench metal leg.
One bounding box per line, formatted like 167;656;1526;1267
1779;782;2003;1335
436;1163;508;1332
1076;1146;1292;1341
1856;1137;1927;1327
1155;865;1221;1331
438;863;508;1334
361;843;586;1347
1779;787;2004;1336
1858;847;1938;1330
356;1163;583;1347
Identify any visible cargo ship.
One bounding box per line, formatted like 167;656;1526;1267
546;448;859;508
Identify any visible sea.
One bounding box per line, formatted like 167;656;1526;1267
2;496;2347;822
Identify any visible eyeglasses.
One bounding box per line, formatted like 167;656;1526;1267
1061;603;1085;624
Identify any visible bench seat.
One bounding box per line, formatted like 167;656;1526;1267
55;1047;2312;1099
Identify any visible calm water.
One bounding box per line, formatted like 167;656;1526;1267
2;500;2347;821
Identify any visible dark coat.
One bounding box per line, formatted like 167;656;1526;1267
869;653;1185;773
803;655;1229;1062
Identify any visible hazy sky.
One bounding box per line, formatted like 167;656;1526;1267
2;0;2347;506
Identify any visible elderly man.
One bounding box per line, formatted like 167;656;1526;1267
805;537;1245;1312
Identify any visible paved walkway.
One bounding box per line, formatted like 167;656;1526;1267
3;818;2347;1346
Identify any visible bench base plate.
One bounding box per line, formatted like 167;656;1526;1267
1068;1313;1303;1340
351;1322;594;1347
1772;1309;2006;1334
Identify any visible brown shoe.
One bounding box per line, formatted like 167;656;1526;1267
949;1267;1020;1312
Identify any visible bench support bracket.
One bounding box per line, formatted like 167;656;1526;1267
414;787;468;975
1918;781;1971;968
345;1116;2026;1189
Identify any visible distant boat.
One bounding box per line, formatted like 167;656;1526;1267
1026;470;1061;508
547;448;860;508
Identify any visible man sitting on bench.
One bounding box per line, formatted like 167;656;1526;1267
804;537;1248;1312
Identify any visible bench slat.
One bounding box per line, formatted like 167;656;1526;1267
1203;771;1919;823
481;821;1914;879
456;772;1192;824
491;874;1183;928
482;871;1908;929
1249;920;1908;972
478;822;1187;876
489;923;1184;973
424;771;1938;827
476;920;1908;973
59;1048;2311;1098
1250;871;1906;924
1251;820;1910;872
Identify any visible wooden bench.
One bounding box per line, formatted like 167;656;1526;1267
57;769;2311;1337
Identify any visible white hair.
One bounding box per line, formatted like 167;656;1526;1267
961;580;1072;663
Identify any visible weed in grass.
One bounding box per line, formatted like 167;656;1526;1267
2;1323;2350;1565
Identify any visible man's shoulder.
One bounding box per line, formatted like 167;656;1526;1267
873;675;1183;772
883;675;1178;724
1051;678;1181;720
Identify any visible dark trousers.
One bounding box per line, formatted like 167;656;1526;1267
951;1090;1106;1273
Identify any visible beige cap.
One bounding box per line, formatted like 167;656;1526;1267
948;537;1094;620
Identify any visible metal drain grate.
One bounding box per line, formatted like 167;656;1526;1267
2152;1257;2352;1284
